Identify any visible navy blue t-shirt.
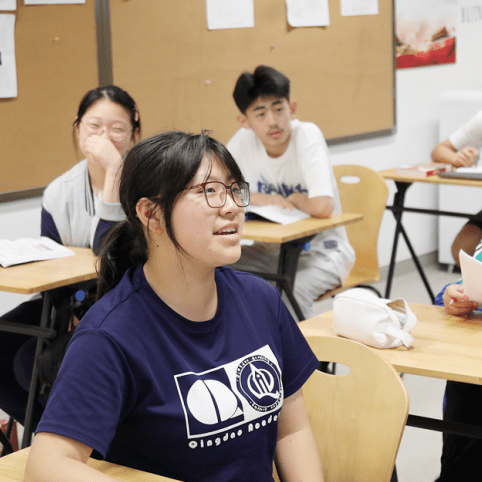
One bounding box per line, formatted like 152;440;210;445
37;265;319;481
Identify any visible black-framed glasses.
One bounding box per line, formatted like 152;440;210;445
186;181;250;208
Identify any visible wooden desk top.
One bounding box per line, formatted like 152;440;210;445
242;212;363;244
300;302;482;385
379;168;482;188
0;448;179;482
0;247;97;294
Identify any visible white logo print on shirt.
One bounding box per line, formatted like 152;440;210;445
174;345;283;446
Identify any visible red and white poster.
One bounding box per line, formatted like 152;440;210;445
396;0;457;69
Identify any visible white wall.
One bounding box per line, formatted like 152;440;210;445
2;0;482;314
0;197;42;315
329;0;482;268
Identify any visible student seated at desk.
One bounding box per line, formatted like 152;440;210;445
24;131;324;482
0;85;141;428
226;65;355;319
431;111;481;266
434;241;482;482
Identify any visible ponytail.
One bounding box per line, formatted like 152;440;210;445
96;220;148;300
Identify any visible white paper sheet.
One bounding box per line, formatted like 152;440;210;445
341;0;378;16
0;14;17;98
24;0;84;4
454;167;482;173
0;237;74;268
459;250;482;303
286;0;330;27
246;205;310;225
0;0;16;10
206;0;254;30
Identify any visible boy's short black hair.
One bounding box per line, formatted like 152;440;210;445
233;65;290;114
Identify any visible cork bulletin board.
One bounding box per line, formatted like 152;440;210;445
1;0;394;198
0;1;98;198
109;0;395;145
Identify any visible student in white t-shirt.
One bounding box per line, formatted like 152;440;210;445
431;111;482;266
227;65;355;320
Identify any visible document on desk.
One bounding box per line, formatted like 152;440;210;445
459;250;482;304
245;205;310;225
0;237;74;268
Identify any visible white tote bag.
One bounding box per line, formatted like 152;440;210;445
333;288;417;349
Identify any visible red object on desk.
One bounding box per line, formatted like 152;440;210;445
395;161;448;178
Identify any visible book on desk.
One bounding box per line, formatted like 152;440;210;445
245;204;310;225
395;161;450;178
0;237;74;268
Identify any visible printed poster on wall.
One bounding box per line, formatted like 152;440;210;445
396;0;457;69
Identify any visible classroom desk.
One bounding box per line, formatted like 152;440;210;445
299;302;482;439
242;213;363;321
0;248;97;449
379;169;482;303
0;448;180;482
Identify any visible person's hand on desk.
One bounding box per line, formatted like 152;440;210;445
453;147;479;167
431;139;478;167
286;193;334;219
442;283;479;316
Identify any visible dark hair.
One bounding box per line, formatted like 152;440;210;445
96;130;246;300
73;85;141;142
233;65;290;114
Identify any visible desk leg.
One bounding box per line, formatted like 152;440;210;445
21;293;52;449
277;240;309;322
385;182;435;303
385;183;409;299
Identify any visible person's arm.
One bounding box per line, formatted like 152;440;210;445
441;283;478;316
84;136;123;203
431;139;478;167
286;193;334;218
274;388;324;482
40;207;62;244
249;192;297;210
24;433;116;482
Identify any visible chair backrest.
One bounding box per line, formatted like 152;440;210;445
333;164;389;279
303;335;409;482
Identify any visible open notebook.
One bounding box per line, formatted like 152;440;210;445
439;167;482;180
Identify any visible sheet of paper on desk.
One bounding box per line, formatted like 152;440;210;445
245;205;310;225
459;250;482;303
455;167;482;173
0;237;74;268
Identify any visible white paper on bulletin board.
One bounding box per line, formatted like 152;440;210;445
206;0;254;30
0;0;16;10
24;0;85;4
0;14;17;98
286;0;330;27
341;0;378;16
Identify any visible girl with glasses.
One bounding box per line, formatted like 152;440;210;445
0;86;141;432
25;131;324;482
